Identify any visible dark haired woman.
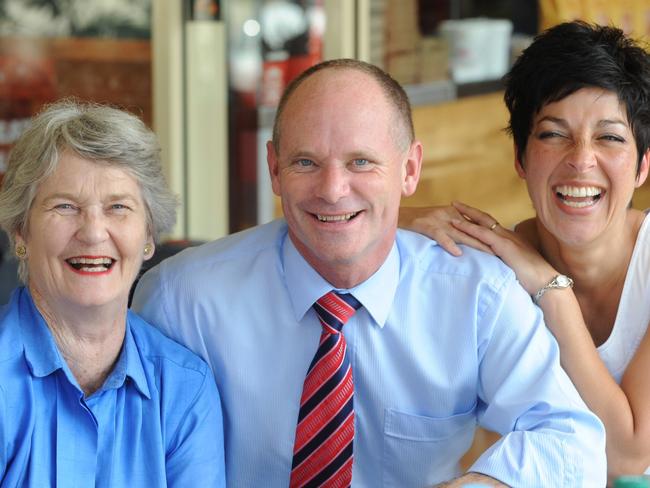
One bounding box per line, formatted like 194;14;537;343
401;21;650;482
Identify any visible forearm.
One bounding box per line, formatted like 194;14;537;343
539;290;650;476
435;472;507;487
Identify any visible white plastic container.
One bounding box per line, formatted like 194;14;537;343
439;18;513;83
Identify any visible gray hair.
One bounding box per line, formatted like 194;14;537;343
0;99;178;281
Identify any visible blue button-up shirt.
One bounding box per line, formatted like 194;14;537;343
133;219;606;487
0;287;225;487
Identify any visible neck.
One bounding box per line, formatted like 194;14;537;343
29;286;127;396
303;243;393;290
533;211;643;293
315;266;372;289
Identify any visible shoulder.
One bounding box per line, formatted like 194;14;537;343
396;229;515;291
0;291;25;364
636;209;650;243
626;209;650;271
128;310;211;380
126;311;223;456
151;219;286;281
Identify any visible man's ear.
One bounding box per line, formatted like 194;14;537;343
267;140;282;196
635;149;650;188
401;140;423;197
514;144;526;179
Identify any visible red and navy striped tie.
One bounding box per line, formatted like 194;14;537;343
290;291;362;488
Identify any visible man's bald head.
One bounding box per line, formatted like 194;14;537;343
272;59;415;155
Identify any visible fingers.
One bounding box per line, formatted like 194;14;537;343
433;233;464;256
451;217;508;250
428;226;493;255
398;205;460;240
452;201;499;230
397;204;496;256
450;230;495;254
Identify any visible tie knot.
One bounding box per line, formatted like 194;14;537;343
313;291;361;333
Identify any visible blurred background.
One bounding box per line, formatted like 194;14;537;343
2;0;650;468
2;0;650;304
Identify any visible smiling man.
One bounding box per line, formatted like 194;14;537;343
132;59;605;487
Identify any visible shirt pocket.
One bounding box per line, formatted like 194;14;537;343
382;406;476;487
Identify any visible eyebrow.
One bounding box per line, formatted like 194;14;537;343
537;115;628;128
41;193;140;204
285;148;381;162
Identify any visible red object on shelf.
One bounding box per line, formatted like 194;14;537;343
0;52;57;182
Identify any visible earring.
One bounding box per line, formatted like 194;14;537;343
15;244;27;258
144;244;153;256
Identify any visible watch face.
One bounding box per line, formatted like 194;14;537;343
555;275;572;287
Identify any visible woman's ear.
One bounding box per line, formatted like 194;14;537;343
514;144;526;179
143;237;155;261
635;149;650;188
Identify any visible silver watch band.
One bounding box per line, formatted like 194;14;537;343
533;274;574;304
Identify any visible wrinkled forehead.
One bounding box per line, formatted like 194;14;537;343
278;69;407;151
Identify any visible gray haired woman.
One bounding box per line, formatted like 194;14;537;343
0;100;225;487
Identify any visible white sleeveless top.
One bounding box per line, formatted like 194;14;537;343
596;212;650;474
597;212;650;382
597;212;650;473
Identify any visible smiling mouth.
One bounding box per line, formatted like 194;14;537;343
65;257;116;273
315;212;360;222
554;185;603;208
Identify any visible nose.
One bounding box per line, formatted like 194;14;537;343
76;208;109;245
566;142;597;173
316;163;350;204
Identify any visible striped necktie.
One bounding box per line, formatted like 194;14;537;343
290;291;362;488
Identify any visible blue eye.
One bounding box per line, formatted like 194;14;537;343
297;159;314;167
109;203;132;214
353;159;369;166
53;203;77;214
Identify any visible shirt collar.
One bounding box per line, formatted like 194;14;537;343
282;233;400;328
19;287;150;399
19;287;66;378
102;312;151;399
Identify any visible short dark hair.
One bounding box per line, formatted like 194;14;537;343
272;58;414;153
504;21;650;174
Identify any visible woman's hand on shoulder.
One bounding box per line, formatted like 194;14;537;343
449;202;556;295
398;203;493;256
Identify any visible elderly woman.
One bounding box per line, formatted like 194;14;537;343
402;21;650;482
0;100;225;486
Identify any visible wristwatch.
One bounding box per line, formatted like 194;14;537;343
533;274;574;304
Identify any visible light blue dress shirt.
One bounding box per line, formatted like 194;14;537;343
0;287;226;487
133;219;606;487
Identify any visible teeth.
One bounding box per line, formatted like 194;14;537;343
555;185;602;198
317;212;358;222
66;256;114;272
78;266;109;272
562;200;594;208
67;257;113;265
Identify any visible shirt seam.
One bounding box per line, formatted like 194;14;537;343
159;258;175;342
0;382;5;471
164;363;210;458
